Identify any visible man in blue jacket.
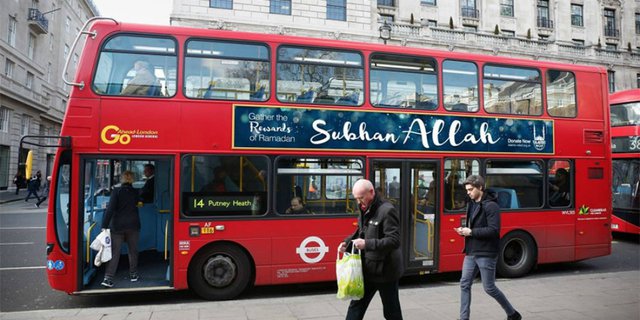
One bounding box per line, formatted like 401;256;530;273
456;175;521;320
338;179;403;320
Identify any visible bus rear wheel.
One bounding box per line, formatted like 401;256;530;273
188;243;252;300
497;231;536;278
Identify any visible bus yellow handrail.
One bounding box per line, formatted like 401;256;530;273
86;222;96;263
164;220;169;261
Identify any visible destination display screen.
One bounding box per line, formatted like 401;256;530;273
612;136;640;153
182;192;266;216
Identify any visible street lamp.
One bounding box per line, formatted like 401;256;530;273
379;21;391;45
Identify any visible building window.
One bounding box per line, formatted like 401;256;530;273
538;34;549;41
636;13;640;34
47;63;52;82
21;115;31;136
461;0;478;18
500;0;513;17
606;43;617;51
4;59;14;78
463;25;477;32
502;29;515;37
378;0;394;7
0;107;9;133
608;70;615;93
26;72;34;89
426;19;437;27
380;15;394;24
270;0;291;15
210;0;232;9
572;39;584;46
421;0;436;5
49;34;54;51
28;34;36;60
537;0;552;28
327;0;346;21
604;9;617;37
571;4;583;27
7;16;16;47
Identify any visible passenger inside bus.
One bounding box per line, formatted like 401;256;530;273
285;197;311;214
121;60;160;96
549;168;570;207
201;167;229;192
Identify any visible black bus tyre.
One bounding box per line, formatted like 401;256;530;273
497;231;536;278
188;243;252;300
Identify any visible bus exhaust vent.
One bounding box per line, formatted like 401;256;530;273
583;130;604;144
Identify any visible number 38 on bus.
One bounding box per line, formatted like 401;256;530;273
30;18;612;300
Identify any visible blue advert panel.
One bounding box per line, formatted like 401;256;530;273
232;106;554;154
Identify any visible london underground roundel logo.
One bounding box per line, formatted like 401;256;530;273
296;236;329;264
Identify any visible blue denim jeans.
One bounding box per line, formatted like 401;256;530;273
346;280;403;320
460;255;515;320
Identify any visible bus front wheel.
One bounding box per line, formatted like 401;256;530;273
497;231;536;278
188;243;252;300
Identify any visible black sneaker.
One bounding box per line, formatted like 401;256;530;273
507;310;522;320
130;273;139;282
101;278;114;288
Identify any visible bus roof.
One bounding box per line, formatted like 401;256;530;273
610;89;640;105
94;19;606;75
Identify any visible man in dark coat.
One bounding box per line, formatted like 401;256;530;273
456;175;521;320
139;164;155;203
338;179;403;320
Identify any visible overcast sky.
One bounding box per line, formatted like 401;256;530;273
92;0;172;25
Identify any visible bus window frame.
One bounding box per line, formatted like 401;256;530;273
442;157;480;214
485;158;545;210
275;44;365;106
183;37;271;101
273;155;365;216
482;63;543;116
441;59;481;113
369;52;439;110
546;69;578;118
91;32;179;98
547;159;574;208
179;153;271;219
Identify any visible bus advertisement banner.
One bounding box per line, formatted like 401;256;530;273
232;105;554;154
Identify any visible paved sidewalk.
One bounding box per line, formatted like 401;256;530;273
0;189;28;204
1;270;638;320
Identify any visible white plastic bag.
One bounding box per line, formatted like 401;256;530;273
90;229;112;266
336;246;364;300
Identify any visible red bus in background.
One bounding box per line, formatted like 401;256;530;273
610;89;640;234
38;18;611;300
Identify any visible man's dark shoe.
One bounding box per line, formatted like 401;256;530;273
507;310;522;320
101;278;114;288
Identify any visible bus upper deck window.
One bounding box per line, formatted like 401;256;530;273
483;65;542;116
370;53;438;110
276;46;364;106
185;39;270;101
443;60;478;112
547;70;576;117
93;35;177;97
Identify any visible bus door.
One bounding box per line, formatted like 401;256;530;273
371;160;438;273
79;156;173;291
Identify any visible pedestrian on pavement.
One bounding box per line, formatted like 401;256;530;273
13;171;26;195
35;176;51;208
24;175;42;206
35;170;43;191
100;170;141;288
338;179;404;320
456;175;521;320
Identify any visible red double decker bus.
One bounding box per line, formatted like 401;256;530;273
610;89;640;234
37;18;611;299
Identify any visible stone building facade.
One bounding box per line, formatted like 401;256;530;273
170;0;639;91
0;0;97;189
